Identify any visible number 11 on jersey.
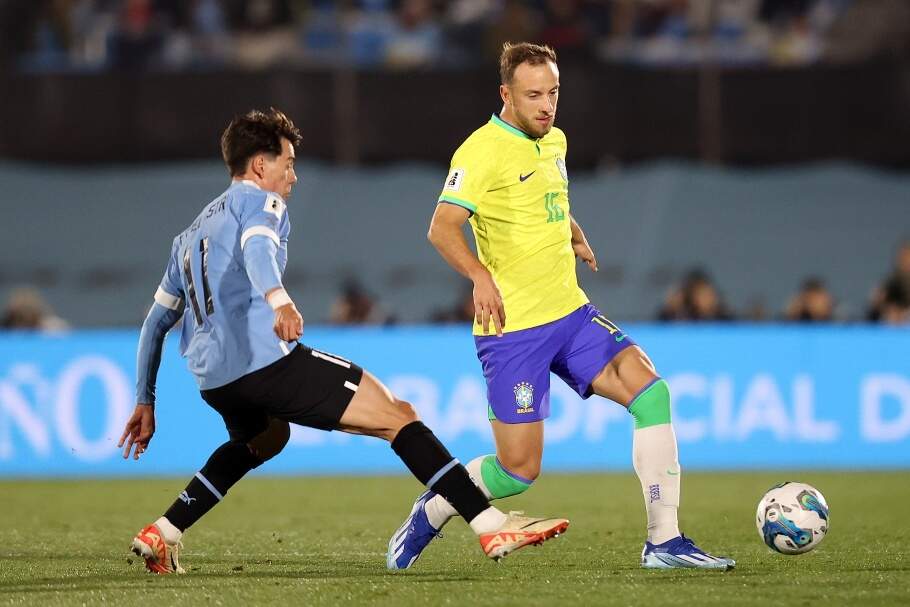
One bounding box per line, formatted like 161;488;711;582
183;237;215;326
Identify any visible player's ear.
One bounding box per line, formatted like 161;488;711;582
499;83;510;105
251;153;265;178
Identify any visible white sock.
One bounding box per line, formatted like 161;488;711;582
154;516;182;545
467;507;508;535
424;456;492;529
632;423;681;544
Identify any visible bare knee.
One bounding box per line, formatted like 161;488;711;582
247;418;290;462
497;452;542;482
378;400;420;442
592;346;659;406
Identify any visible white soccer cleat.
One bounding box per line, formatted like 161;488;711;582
130;523;185;574
478;511;569;562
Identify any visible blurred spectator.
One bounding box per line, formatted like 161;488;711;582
537;0;594;64
440;0;498;66
484;0;540;63
877;281;910;325
760;0;824;65
186;0;230;66
823;0;910;64
329;280;384;325
10;0;859;71
300;0;345;66
785;277;835;322
107;0;167;69
385;0;443;69
347;0;396;67
229;0;300;68
868;241;910;323
430;286;475;323
658;268;735;321
1;287;69;332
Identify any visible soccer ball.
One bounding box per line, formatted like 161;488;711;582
756;482;829;555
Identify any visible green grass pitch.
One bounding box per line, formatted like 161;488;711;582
1;472;907;606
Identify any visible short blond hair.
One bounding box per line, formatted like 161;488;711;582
499;42;557;84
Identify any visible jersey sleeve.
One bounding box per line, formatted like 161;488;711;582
238;191;288;252
242;236;283;297
237;191;289;297
137;246;185;404
152;241;185;312
437;137;499;216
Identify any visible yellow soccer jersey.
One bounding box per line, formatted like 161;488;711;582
438;114;589;334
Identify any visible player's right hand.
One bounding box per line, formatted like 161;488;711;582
274;302;303;342
471;269;506;337
118;404;156;461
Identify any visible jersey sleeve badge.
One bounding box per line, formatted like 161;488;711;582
264;194;286;219
444;168;465;192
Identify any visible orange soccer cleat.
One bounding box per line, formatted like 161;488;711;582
130;523;185;574
478;511;569;561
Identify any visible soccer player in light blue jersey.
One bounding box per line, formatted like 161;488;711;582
119;108;569;575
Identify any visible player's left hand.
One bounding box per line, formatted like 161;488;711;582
573;240;598;272
118;404;156;460
274;302;303;341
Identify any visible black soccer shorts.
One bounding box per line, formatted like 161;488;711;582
200;343;364;442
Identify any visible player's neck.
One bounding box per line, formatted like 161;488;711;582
233;175;264;190
497;108;535;140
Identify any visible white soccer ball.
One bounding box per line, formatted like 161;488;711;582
756;481;829;555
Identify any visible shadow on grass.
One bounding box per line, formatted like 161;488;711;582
0;555;493;594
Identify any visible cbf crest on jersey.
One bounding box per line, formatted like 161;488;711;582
555;157;568;182
514;381;535;414
444;168;465;192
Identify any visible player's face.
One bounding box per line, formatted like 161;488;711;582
261;137;298;200
502;61;560;138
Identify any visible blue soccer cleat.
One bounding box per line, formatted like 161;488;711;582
387;491;442;570
641;534;735;570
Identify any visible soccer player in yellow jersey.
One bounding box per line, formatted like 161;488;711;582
387;43;735;571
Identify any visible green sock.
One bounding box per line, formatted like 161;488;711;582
475;455;532;499
424;454;532;528
628;379;672;429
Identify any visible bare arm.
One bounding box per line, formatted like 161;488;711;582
428;203;505;336
569;214;598;272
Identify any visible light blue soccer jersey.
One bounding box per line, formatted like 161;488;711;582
151;180;293;391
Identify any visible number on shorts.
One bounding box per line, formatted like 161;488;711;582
592;314;621;335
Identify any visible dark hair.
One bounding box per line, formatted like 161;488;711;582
883;277;910;307
499;42;557;84
220;108;302;176
801;277;826;292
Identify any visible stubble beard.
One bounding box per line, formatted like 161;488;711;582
518;110;553;139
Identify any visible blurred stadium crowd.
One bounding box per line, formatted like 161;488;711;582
4;241;909;330
1;1;908;332
4;0;909;72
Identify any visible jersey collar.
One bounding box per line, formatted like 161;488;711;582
490;113;543;156
235;179;262;190
490;113;536;141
